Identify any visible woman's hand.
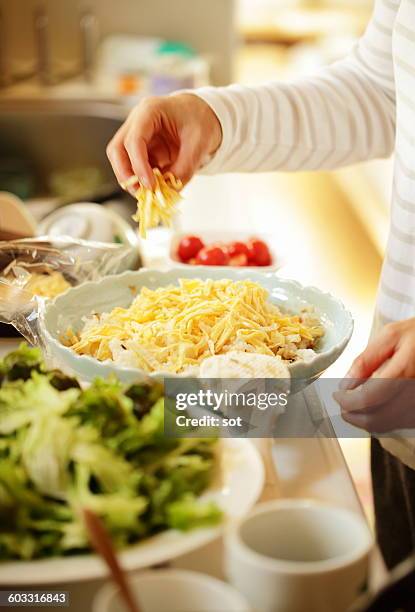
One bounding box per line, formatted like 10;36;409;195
343;318;415;381
334;319;415;432
106;93;222;190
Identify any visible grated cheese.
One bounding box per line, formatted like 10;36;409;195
65;279;325;374
6;271;71;299
122;168;183;239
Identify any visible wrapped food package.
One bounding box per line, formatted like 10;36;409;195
0;236;141;341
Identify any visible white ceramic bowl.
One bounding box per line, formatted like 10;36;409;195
42;267;353;385
169;230;281;271
93;569;251;612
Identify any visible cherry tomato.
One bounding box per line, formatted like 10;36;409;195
227;241;250;258
229;253;248;267
196;246;230;266
247;239;272;266
178;235;204;262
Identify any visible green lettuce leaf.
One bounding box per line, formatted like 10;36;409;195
167;495;222;531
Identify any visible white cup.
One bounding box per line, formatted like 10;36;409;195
225;499;373;612
93;568;252;612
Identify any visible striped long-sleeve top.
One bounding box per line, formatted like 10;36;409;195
194;0;415;466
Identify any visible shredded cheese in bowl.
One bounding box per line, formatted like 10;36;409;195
65;278;324;374
122;169;183;238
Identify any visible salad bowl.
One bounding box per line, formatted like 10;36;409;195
0;438;263;585
0;343;264;585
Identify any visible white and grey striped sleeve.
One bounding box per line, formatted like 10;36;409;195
195;0;398;174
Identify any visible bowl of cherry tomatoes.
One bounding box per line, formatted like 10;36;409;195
169;231;281;270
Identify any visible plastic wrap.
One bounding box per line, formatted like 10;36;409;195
0;235;141;347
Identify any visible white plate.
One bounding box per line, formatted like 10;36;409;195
0;439;263;585
42;268;353;386
169;230;281;271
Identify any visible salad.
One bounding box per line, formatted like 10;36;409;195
0;345;221;561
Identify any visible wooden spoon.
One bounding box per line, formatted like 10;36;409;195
82;508;141;612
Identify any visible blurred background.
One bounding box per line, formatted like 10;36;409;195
0;0;390;521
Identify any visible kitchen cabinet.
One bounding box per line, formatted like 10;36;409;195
0;0;236;87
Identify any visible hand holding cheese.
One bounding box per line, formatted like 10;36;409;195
106;94;222;189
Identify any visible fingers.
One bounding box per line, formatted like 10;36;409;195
334;377;401;414
373;345;409;378
106;124;136;193
124;135;155;189
340;323;399;389
123;102;157;187
341;408;387;434
334;384;393;434
341;409;374;431
107;100;160;191
339;392;410;434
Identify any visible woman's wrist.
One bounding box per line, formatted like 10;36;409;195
172;92;223;156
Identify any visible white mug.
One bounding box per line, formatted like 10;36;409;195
225;499;373;612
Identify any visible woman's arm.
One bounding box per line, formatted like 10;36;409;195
107;0;398;187
196;0;398;174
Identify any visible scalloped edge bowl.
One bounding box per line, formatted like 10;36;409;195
42;268;353;386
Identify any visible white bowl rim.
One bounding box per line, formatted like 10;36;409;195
225;499;373;575
93;568;251;612
42;267;354;380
